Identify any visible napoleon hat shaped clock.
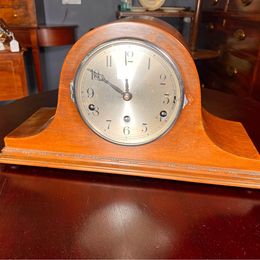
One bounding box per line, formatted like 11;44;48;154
1;17;260;188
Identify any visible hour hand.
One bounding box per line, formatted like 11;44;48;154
123;79;132;101
125;79;130;93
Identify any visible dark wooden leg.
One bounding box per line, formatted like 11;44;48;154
189;0;203;52
30;29;43;92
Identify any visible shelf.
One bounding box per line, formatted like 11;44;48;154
191;49;220;60
117;10;194;18
203;11;260;22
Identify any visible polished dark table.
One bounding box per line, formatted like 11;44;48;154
0;90;260;258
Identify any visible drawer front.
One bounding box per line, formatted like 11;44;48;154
203;0;227;11
0;0;28;7
228;0;260;13
201;15;226;51
225;19;260;56
0;1;37;26
221;52;255;92
201;25;226;51
202;14;226;32
0;52;28;101
12;29;33;47
199;60;249;96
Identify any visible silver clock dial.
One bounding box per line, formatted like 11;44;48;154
73;39;184;145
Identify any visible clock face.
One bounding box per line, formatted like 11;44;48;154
73;39;184;146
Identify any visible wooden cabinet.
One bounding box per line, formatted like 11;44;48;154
199;0;260;101
0;51;28;101
0;0;76;92
202;0;227;11
228;0;260;12
0;0;45;26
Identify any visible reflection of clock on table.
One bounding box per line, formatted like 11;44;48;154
0;17;260;188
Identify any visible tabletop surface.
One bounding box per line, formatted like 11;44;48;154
0;90;260;259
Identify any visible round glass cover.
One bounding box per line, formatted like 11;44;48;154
74;38;184;146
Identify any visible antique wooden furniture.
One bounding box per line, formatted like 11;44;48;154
118;0;220;60
0;50;28;101
0;18;28;100
10;24;76;92
1;90;260;258
0;17;259;188
0;163;260;259
199;0;260;101
0;0;76;92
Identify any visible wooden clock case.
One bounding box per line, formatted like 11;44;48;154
0;17;260;188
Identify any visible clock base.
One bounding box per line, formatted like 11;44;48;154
0;107;260;189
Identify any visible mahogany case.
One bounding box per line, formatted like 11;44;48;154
0;17;260;188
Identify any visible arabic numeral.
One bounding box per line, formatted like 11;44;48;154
142;123;148;133
125;50;134;65
106;120;112;130
123;126;130;135
88;69;99;80
160;73;167;85
163;94;170;104
92;106;99;116
86;88;94;98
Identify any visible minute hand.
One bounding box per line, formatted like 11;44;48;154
88;69;124;96
102;78;124;96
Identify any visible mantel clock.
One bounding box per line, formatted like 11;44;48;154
0;17;260;189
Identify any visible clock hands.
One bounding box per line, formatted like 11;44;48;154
125;79;130;93
88;69;132;101
123;79;132;101
88;69;124;96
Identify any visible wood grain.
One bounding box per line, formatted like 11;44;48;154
0;90;57;149
1;164;260;259
0;0;76;92
37;25;76;47
0;17;260;188
0;51;28;101
0;0;38;27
